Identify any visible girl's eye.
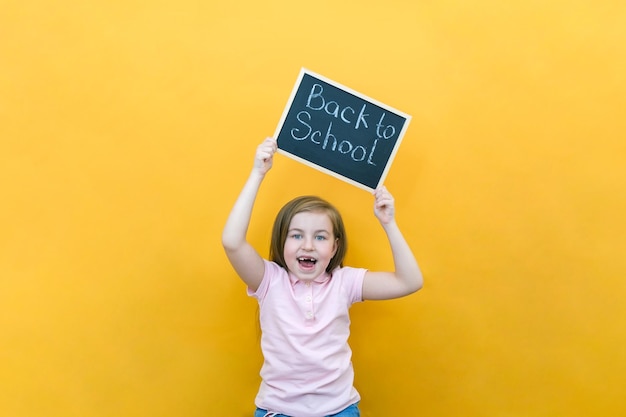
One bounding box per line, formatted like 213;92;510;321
315;235;327;241
291;234;302;239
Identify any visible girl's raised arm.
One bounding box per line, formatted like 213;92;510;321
362;186;424;300
222;137;277;292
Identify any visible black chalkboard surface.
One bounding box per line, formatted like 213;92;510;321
274;68;411;192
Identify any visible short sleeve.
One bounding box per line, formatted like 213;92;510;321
246;259;281;301
336;266;367;305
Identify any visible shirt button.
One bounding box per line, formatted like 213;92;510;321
305;282;311;287
306;311;313;318
306;296;312;302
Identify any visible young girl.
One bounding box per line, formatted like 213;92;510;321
222;137;423;417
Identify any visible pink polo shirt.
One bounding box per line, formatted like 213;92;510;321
247;259;366;417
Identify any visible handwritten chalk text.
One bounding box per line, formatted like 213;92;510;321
291;111;379;165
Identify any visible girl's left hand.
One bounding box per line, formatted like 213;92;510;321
373;186;395;225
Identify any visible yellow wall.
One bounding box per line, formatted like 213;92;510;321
2;1;625;416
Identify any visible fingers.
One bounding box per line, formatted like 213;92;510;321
373;185;395;224
256;137;277;160
259;137;277;152
253;137;278;174
374;185;394;208
263;136;277;150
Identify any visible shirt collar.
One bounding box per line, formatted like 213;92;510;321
288;271;332;286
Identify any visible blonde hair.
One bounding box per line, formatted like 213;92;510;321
269;196;347;273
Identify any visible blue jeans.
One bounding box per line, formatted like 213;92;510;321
254;402;360;417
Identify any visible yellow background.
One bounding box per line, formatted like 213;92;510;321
2;1;625;416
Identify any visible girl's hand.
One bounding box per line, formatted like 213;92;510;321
253;137;277;175
373;185;396;225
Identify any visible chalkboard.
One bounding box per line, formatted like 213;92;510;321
274;68;411;192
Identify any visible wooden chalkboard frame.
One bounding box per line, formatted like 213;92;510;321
274;68;411;192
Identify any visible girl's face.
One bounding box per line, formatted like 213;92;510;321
283;210;337;281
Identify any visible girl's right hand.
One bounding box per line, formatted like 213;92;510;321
253;137;278;175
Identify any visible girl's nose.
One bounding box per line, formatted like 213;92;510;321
302;237;314;250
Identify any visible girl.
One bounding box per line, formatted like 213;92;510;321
222;137;423;417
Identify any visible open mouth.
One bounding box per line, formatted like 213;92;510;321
297;257;317;268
